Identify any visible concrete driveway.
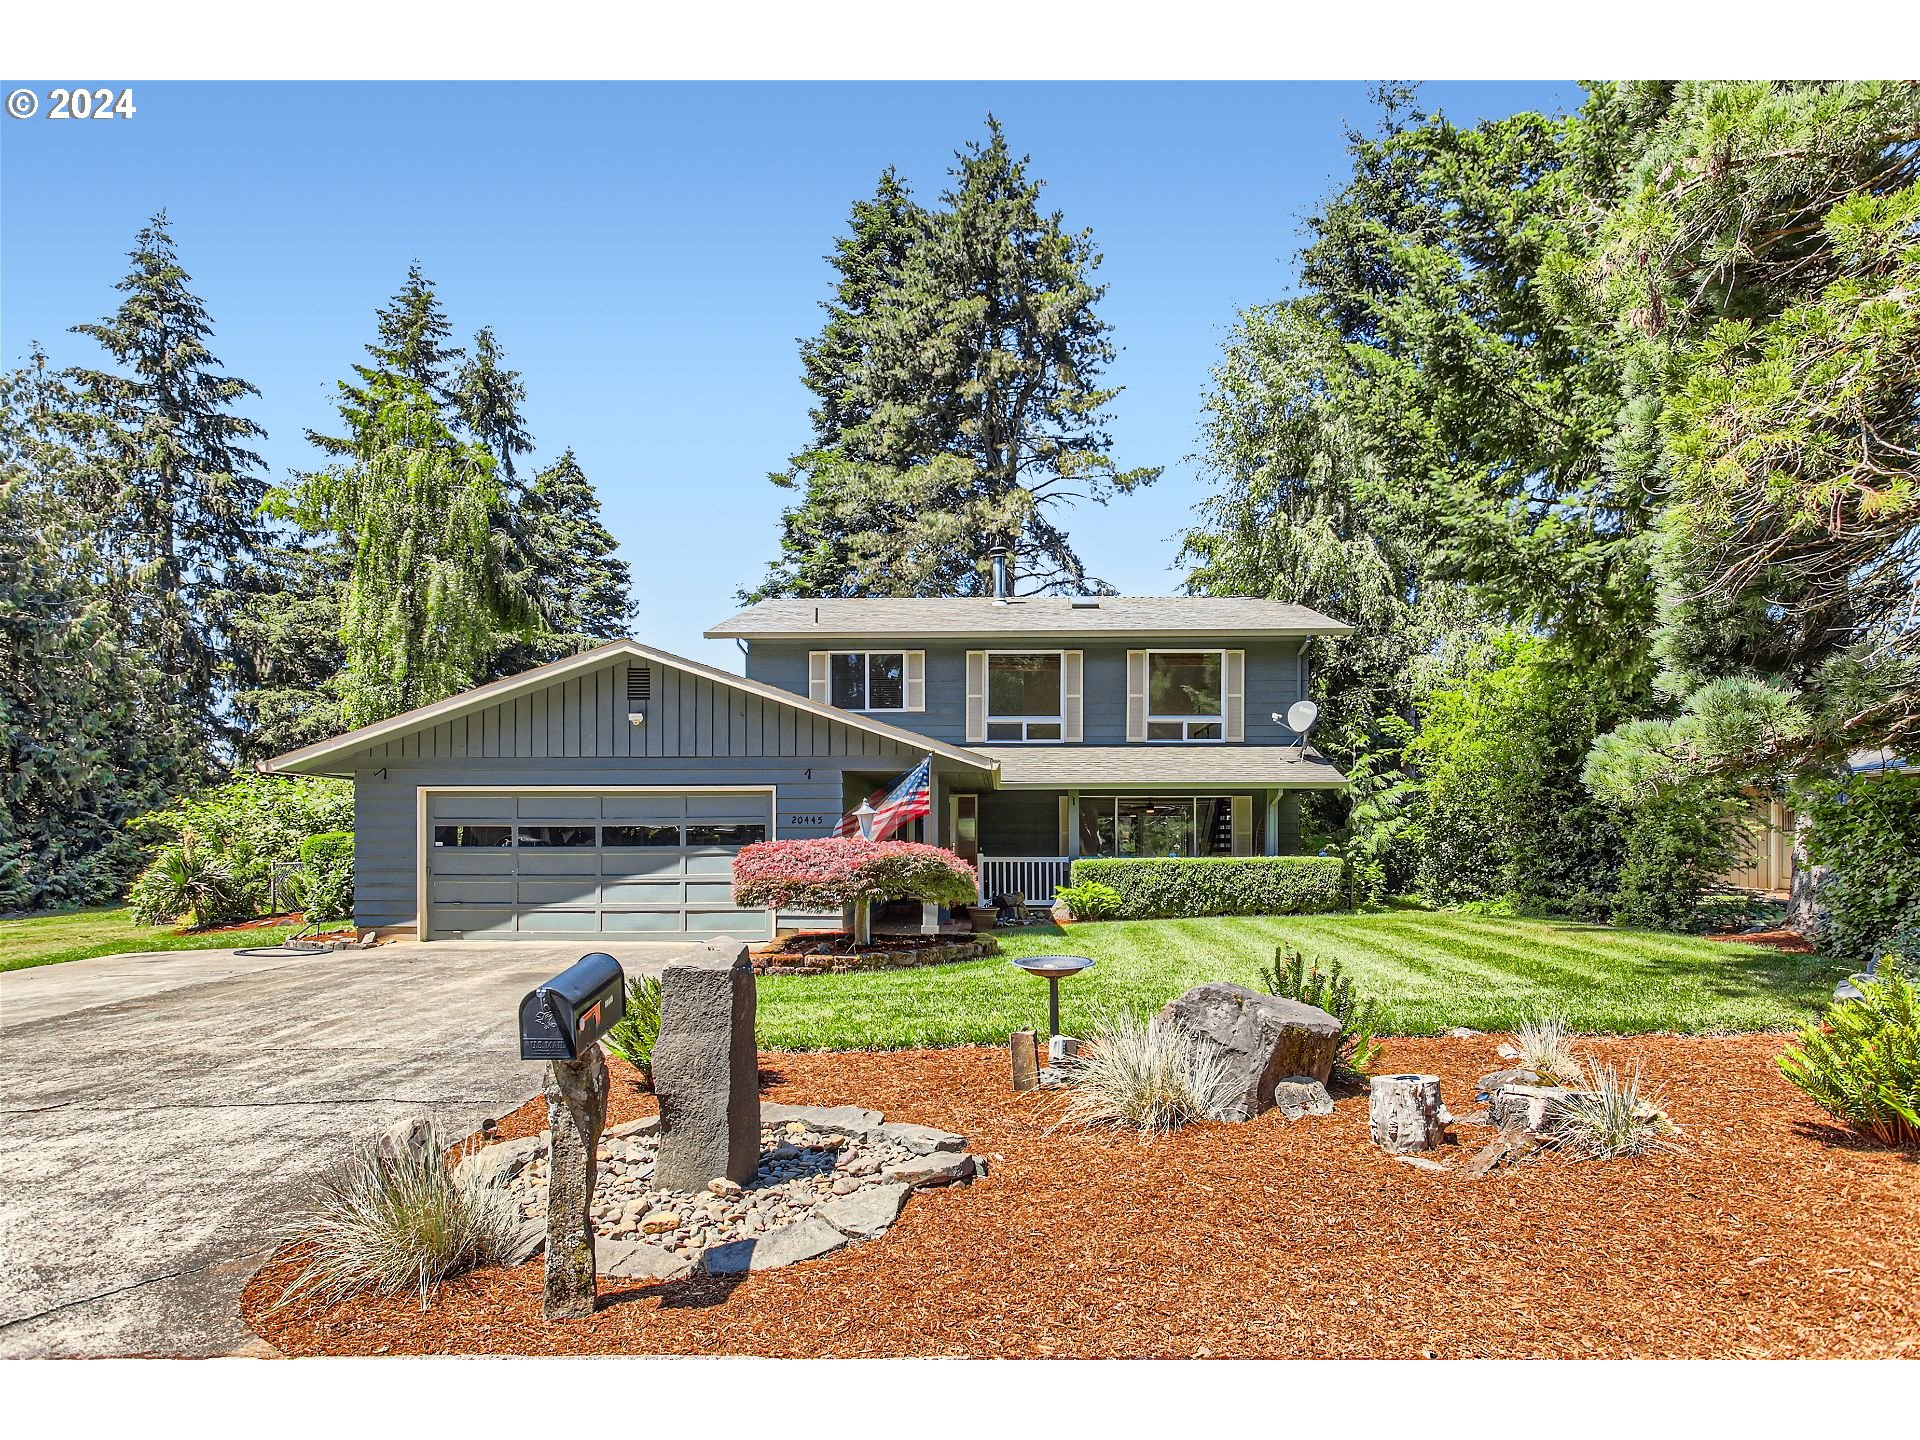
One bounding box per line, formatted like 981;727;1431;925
0;940;683;1358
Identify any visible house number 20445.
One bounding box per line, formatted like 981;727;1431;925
784;814;832;828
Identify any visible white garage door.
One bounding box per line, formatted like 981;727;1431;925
425;790;774;941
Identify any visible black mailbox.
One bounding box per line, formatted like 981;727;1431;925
519;952;627;1061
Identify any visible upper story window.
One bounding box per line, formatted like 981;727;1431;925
987;652;1063;742
829;651;906;711
1147;650;1224;742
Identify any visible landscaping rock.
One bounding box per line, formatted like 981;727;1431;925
1010;1029;1040;1092
605;1116;660;1140
1395;1154;1449;1173
759;1102;886;1136
1491;1084;1574;1134
653;942;760;1191
816;1182;911;1239
1157;983;1342;1121
1368;1073;1451;1153
1271;1076;1335;1120
882;1151;976;1188
876;1122;966;1154
1477;1068;1542;1100
376;1116;437;1170
1447;1027;1484;1038
454;1134;541;1190
701;1217;848;1274
597;1237;692;1283
542;1047;609;1321
1465;1131;1538;1179
502;1218;546;1266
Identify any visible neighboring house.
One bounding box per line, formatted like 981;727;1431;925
262;578;1351;943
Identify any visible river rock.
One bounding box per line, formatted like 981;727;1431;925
1157;983;1342;1121
1271;1076;1335;1120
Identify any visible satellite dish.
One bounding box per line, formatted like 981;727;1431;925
1286;700;1320;735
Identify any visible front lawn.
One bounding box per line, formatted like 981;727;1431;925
754;911;1838;1048
0;906;309;975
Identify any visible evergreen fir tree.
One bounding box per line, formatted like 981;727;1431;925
491;447;634;674
64;211;270;765
753;119;1158;599
227;536;349;762
308;262;465;456
452;325;534;490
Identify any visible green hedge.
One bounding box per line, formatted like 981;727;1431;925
298;830;355;925
1799;769;1920;964
1067;857;1346;920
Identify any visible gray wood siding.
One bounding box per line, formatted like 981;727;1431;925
342;653;928;929
746;640;1311;747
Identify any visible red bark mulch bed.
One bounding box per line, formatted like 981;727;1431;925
242;1035;1920;1358
1708;927;1817;954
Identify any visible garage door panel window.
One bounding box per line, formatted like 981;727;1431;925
516;825;597;847
433;824;512;847
602;824;682;847
685;822;767;846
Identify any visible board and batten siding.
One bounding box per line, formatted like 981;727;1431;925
341;654;929;930
746;640;1311;748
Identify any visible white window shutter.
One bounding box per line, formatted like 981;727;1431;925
1231;795;1253;855
809;651;830;705
1224;649;1246;741
904;650;926;711
965;651;987;743
1062;650;1083;742
1126;650;1147;742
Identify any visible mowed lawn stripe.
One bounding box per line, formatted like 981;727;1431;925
753;911;1835;1049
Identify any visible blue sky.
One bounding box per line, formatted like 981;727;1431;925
0;81;1575;667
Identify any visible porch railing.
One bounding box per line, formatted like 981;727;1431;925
978;855;1073;906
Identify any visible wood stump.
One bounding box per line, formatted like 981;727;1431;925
1369;1073;1450;1154
1009;1029;1039;1092
543;1044;609;1321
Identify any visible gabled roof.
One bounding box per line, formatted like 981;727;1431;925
977;745;1348;790
259;639;1001;777
706;596;1354;642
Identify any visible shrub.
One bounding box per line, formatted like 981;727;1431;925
297;831;354;924
127;773;354;918
125;832;242;928
1060;1013;1238;1137
1798;769;1920;965
1609;796;1743;932
603;974;663;1078
1053;881;1123;921
1778;971;1920;1147
1067;856;1344;920
278;1119;523;1311
1511;1015;1583;1083
733;836;977;944
1544;1059;1680;1160
1261;945;1380;1076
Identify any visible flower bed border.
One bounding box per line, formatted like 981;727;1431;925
750;934;1001;977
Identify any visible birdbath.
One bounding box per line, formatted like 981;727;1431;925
1010;955;1096;1047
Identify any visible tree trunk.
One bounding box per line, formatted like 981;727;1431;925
1787;809;1824;938
1368;1073;1451;1154
851;897;873;947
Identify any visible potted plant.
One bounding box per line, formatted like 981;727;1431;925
965;902;1000;933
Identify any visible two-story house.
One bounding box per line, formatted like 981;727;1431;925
262;581;1351;943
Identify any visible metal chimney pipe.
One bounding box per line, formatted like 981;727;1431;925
989;546;1010;602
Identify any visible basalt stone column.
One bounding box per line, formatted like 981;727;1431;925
653;940;760;1191
543;1044;610;1321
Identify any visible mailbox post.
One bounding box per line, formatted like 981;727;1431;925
519;953;625;1321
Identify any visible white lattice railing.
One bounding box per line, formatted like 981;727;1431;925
978;855;1073;906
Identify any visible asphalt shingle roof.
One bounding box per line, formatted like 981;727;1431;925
976;745;1348;788
706;596;1353;640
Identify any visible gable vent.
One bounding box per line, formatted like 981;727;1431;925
626;666;651;709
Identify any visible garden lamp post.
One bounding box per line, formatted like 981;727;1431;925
854;799;877;841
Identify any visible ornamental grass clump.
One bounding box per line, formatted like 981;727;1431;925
1512;1014;1584;1083
1778;971;1920;1148
1060;1013;1238;1139
1544;1060;1680;1160
278;1121;522;1312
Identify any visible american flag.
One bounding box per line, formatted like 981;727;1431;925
832;756;933;842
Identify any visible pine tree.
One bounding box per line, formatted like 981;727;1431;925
753;119;1158;599
0;365;173;909
281;375;533;726
452;325;534;491
308;263;465;456
63;211;270;765
492;447;634;673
